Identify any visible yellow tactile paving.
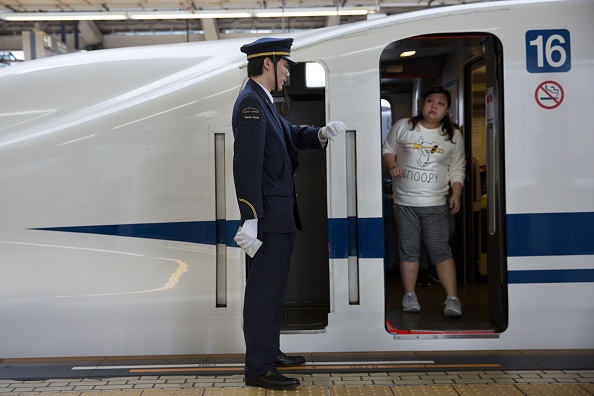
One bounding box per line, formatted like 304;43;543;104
390;385;457;395
267;386;328;395
329;385;395;395
204;386;330;396
203;388;265;395
516;383;594;395
453;384;525;395
3;383;594;396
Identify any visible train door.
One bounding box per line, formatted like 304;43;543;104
381;34;507;335
481;37;507;330
275;62;330;331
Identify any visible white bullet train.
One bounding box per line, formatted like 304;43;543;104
1;0;593;358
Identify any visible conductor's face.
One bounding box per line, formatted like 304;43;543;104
275;58;290;90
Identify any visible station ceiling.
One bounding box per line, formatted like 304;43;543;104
0;0;497;48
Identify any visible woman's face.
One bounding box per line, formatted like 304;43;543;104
421;93;449;125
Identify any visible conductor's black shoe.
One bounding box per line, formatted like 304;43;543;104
274;351;306;366
245;370;300;390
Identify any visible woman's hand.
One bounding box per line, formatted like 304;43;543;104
450;182;463;214
390;163;404;177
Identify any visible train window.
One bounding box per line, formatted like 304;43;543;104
381;33;507;336
305;62;325;88
380;99;392;142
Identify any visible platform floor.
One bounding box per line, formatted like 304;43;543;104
2;350;593;395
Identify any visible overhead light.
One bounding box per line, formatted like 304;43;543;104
255;8;373;17
129;11;252;20
0;7;372;22
1;12;127;21
400;50;416;57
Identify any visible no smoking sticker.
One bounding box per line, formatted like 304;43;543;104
535;81;564;109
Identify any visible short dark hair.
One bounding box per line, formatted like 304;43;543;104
247;58;265;78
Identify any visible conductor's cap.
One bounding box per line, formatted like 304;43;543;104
240;37;297;65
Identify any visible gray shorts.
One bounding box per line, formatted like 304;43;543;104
393;204;452;264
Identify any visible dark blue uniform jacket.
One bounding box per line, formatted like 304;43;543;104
232;79;325;233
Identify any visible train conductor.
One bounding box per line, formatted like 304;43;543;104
232;37;346;390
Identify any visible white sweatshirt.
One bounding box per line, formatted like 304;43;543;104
382;118;465;206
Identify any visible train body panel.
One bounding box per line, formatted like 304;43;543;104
1;0;593;358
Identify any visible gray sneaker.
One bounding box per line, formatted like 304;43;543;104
444;296;462;317
402;292;420;312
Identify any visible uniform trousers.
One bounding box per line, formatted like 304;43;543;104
243;231;296;380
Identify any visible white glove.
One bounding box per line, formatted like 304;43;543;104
234;219;258;248
319;121;346;141
234;219;262;258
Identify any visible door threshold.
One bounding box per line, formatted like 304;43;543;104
386;319;499;339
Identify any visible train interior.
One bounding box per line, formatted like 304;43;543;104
274;32;507;336
273;66;330;331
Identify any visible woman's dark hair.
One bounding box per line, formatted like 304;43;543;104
409;86;458;142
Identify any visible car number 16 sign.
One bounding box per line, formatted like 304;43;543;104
526;29;571;73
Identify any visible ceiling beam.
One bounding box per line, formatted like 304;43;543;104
325;15;341;27
78;20;102;47
201;17;219;40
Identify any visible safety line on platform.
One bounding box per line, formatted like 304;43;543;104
71;361;503;374
71;360;435;371
127;363;501;373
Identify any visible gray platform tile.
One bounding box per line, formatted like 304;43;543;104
430;379;455;385
479;373;520;379
127;382;166;385
492;379;522;384
514;378;559;384
151;383;197;389
35;388;75;392
79;391;142;396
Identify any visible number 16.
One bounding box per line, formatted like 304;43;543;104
525;29;571;73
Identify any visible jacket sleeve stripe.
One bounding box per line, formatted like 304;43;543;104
238;198;258;219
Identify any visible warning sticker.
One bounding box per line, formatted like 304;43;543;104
535;81;564;109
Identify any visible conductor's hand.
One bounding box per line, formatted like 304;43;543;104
319;121;346;141
234;219;258;248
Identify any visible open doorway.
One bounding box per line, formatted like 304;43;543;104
380;34;507;334
276;62;330;331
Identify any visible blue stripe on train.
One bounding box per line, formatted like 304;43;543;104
34;220;241;247
32;213;594;284
327;217;383;259
33;212;594;258
507;212;594;256
32;218;384;257
508;269;594;283
33;212;593;259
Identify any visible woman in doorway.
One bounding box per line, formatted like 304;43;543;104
382;86;465;316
